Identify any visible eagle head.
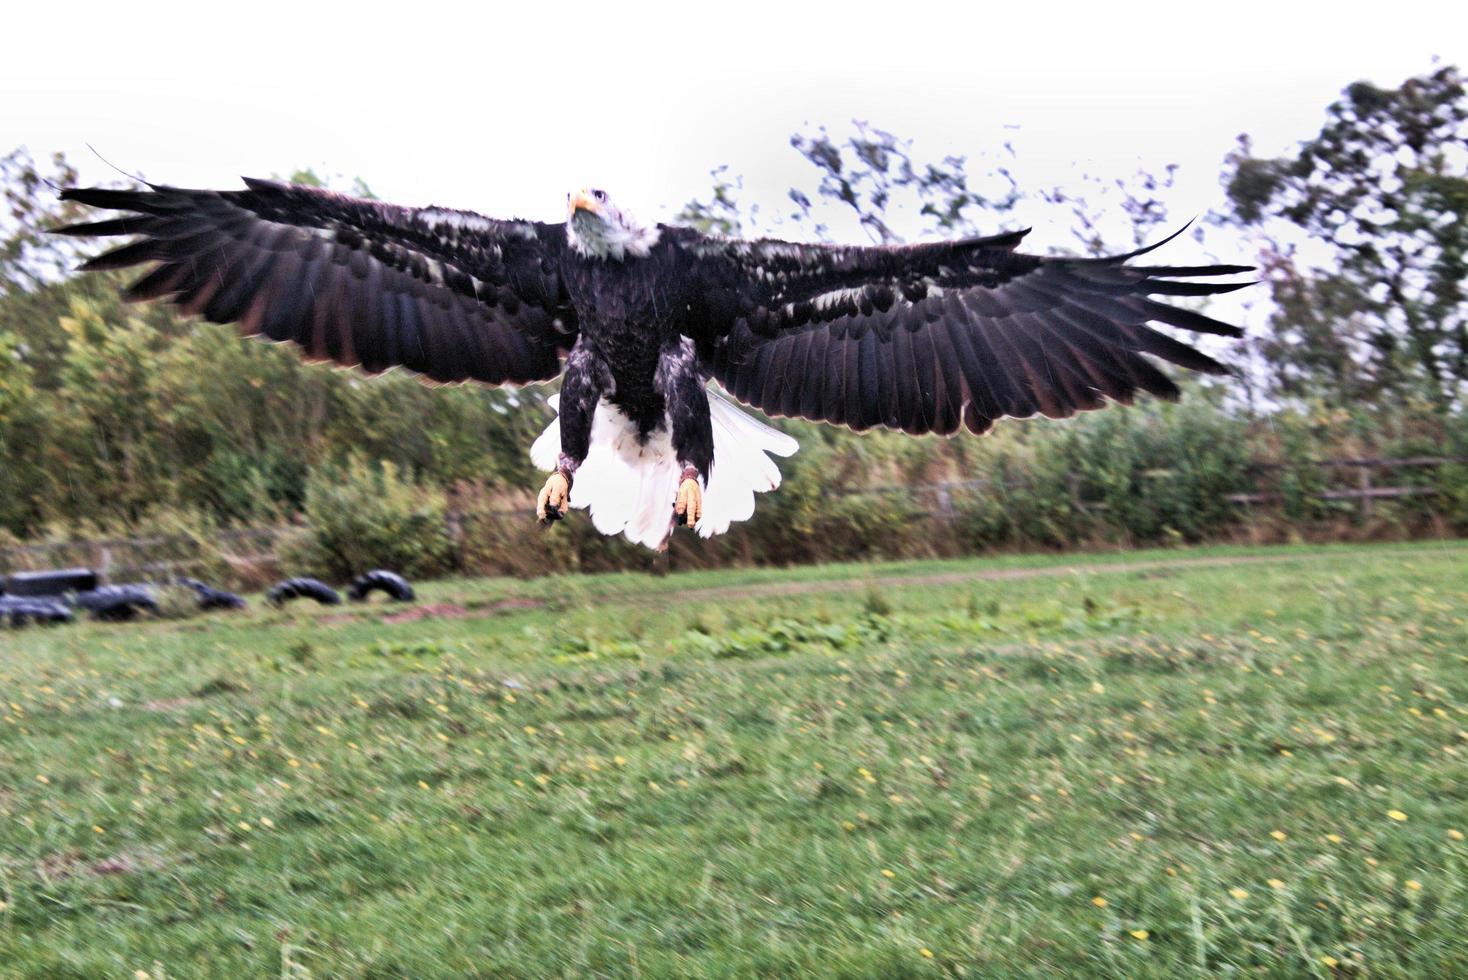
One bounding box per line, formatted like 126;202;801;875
566;187;659;261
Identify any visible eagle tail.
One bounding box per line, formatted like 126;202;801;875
529;387;798;550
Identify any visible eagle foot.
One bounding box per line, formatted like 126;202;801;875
536;472;571;524
674;476;703;528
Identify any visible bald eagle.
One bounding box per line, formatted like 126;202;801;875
55;180;1249;549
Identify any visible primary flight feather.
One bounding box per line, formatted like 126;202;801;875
54;179;1251;549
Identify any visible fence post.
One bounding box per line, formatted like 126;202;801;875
1359;465;1373;522
446;507;466;573
935;484;955;523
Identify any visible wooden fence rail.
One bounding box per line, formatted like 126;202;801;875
0;528;284;583
1;457;1461;583
1225;456;1466;521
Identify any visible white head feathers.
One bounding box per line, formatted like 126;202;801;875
566;187;660;261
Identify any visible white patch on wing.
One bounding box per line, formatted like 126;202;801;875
752;242;806;263
418;208;495;234
812;286;868;310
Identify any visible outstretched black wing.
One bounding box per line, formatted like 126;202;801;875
54;179;577;386
673;225;1250;435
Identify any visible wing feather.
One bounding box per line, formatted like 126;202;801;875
57;180;576;387
680;225;1249;435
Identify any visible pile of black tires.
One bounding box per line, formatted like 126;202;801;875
2;566;416;629
265;570;415;606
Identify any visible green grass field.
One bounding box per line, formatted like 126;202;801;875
2;541;1466;978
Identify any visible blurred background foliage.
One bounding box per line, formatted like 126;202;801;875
1;66;1465;581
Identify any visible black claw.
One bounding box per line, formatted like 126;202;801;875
540;502;564;524
676;510;689;527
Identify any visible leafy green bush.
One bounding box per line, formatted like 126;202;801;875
954;394;1254;549
1063;395;1253;543
279;455;454;581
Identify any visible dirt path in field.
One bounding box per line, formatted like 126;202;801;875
341;542;1456;625
636;542;1457;607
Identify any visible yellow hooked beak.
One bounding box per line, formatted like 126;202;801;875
568;188;600;217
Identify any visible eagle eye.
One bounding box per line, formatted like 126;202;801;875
593;190;607;202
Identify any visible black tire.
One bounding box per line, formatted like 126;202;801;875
2;596;75;628
198;587;248;611
177;577;247;611
5;568;98;597
72;585;158;622
347;570;415;603
266;578;342;606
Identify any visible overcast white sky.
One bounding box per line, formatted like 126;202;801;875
2;0;1463;249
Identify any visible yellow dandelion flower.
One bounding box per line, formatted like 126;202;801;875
1326;833;1344;844
260;817;275;829
523;725;537;735
1270;830;1287;841
1229;887;1249;900
1321;955;1339;968
1387;809;1408;822
1130;929;1149;940
417;780;430;790
35;774;49;784
1092;896;1108;908
614;756;628;766
889;794;904;804
920;948;934;958
236;821;251;831
1405;879;1422;891
92;825;105;834
881;869;896;878
841;820;856;831
1447;829;1464;841
1269;878;1285;889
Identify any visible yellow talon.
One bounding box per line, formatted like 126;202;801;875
675;477;703;527
536;472;570;523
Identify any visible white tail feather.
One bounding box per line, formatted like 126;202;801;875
529;386;798;550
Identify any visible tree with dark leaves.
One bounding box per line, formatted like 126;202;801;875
1223;65;1468;409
